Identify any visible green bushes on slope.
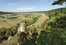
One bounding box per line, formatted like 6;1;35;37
37;13;66;45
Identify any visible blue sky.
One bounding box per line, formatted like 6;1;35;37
0;0;65;12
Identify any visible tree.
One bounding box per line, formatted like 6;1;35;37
52;0;66;5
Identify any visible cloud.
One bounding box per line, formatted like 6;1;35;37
18;7;36;10
17;7;37;12
1;7;37;12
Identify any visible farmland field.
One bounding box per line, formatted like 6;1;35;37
0;13;41;28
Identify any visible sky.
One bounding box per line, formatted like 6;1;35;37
0;0;65;12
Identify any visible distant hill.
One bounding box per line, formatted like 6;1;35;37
0;7;65;15
50;8;66;12
46;7;66;15
0;11;13;15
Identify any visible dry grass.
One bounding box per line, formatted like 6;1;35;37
0;22;17;28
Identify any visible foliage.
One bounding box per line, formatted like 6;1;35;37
52;0;66;5
37;13;66;45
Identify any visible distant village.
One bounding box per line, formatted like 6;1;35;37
0;13;23;19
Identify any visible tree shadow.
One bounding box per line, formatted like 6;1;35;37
19;32;38;45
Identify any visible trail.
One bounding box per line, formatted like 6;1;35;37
0;22;25;45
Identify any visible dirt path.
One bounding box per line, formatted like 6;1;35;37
17;23;25;32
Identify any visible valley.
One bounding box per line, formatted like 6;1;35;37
0;7;66;45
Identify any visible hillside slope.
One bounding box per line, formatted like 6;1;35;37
27;13;49;34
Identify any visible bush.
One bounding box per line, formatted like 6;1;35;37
37;13;66;45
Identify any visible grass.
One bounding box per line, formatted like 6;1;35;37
0;16;35;28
